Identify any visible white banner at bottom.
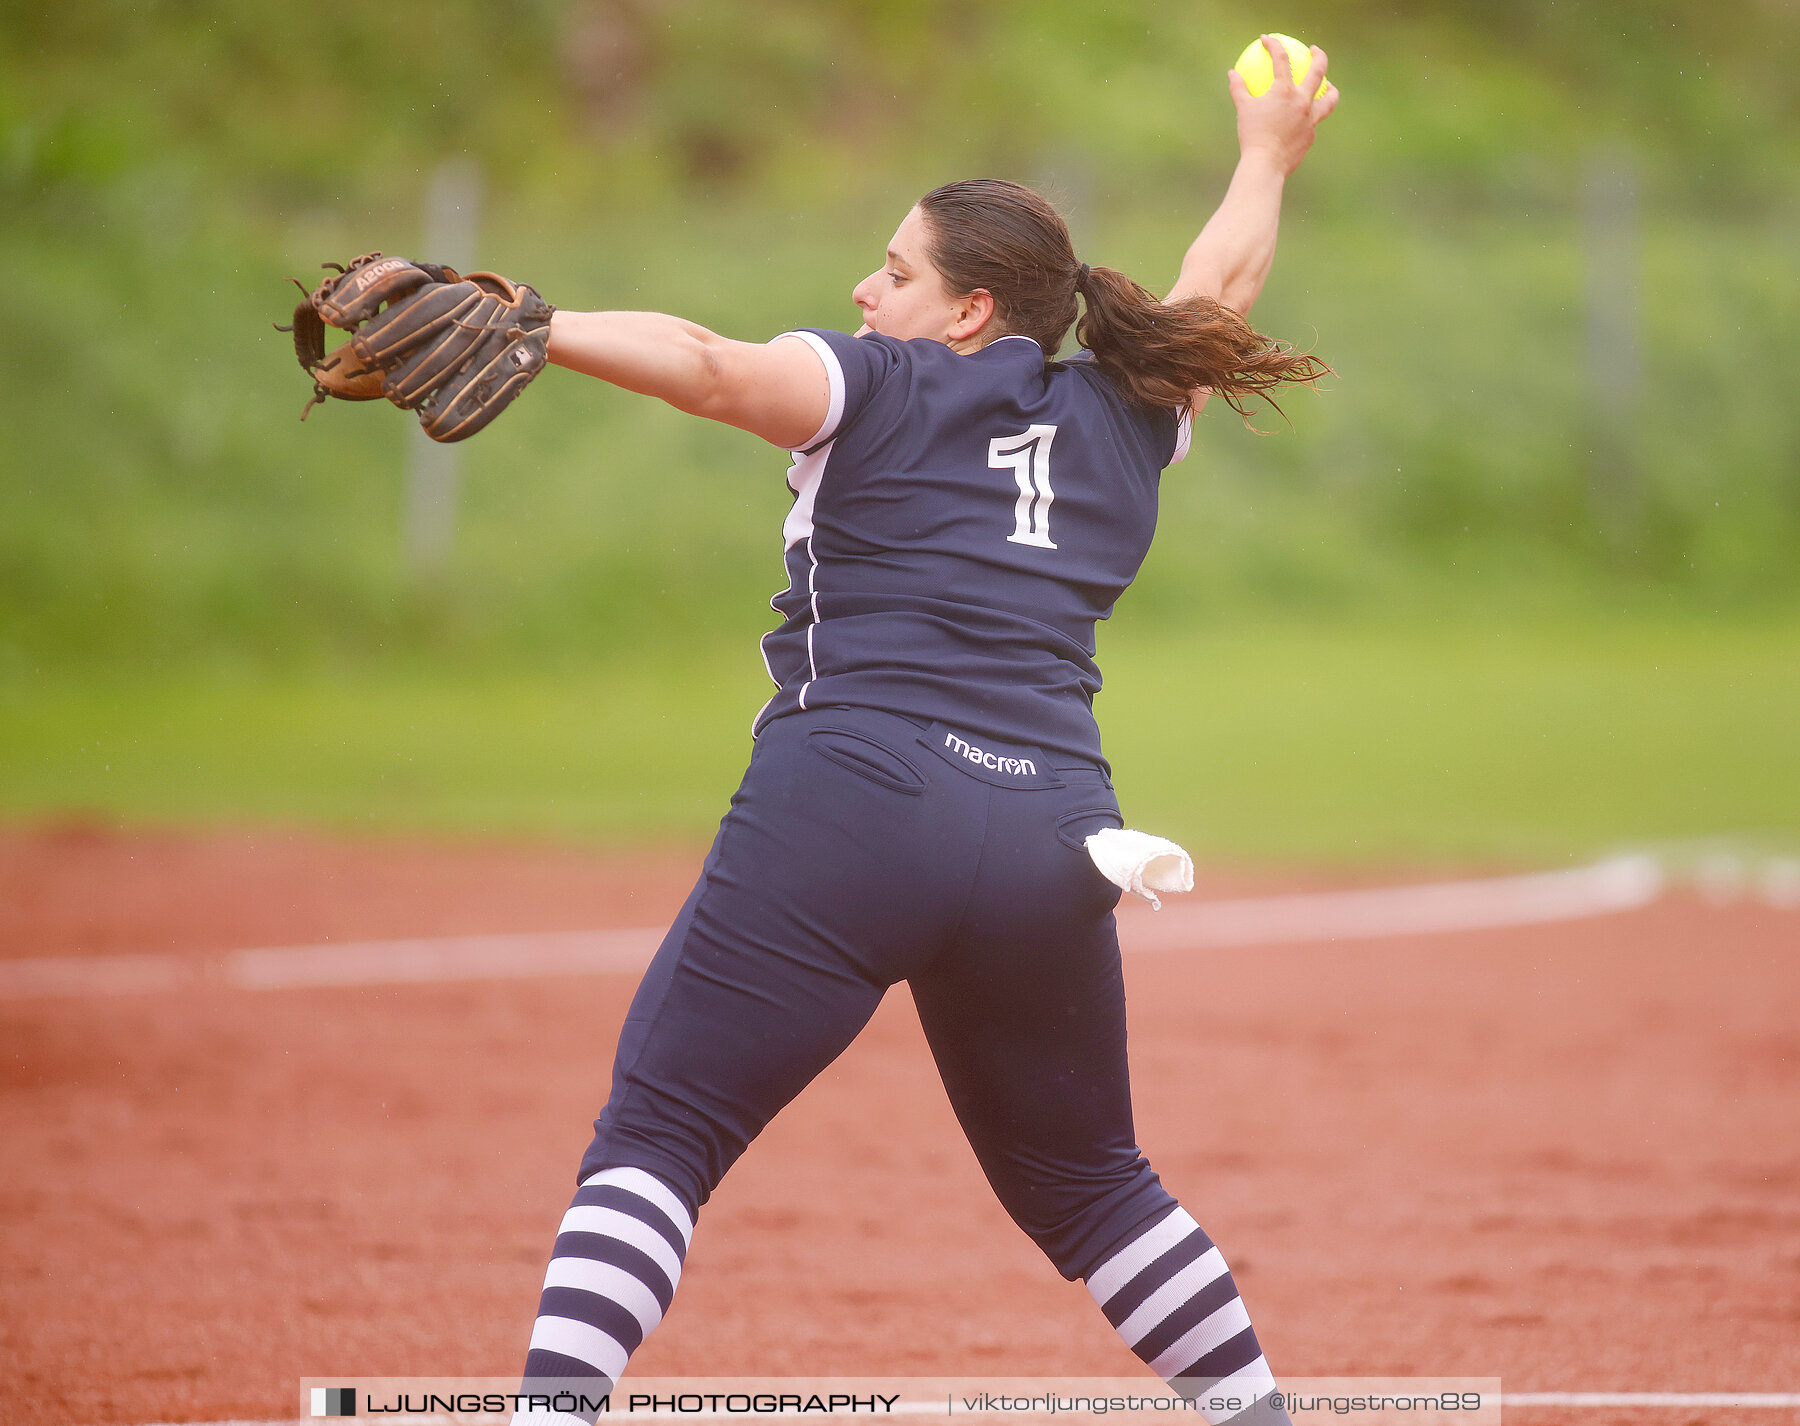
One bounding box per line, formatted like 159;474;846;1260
298;1376;1502;1425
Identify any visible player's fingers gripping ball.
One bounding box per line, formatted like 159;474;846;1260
1234;33;1329;99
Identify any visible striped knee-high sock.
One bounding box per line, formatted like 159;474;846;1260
514;1167;695;1423
1085;1206;1289;1426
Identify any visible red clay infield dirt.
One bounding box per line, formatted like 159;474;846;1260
1;825;1797;1426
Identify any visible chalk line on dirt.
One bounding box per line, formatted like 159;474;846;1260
20;844;1794;1005
1122;854;1665;952
0;857;1677;1000
229;927;667;990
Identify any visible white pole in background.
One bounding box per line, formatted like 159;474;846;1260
403;158;483;575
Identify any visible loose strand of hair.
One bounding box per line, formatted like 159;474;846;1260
1076;266;1330;427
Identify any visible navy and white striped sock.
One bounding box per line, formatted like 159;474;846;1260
513;1166;695;1424
1085;1206;1289;1425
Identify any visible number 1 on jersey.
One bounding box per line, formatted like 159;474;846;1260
991;424;1059;550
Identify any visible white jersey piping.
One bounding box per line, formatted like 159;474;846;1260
798;535;821;708
781;437;833;549
1171;406;1194;465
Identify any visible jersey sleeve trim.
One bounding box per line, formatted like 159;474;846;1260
1169;406;1194;466
772;330;846;452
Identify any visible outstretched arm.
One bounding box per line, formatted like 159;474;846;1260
548;310;832;450
1167;39;1339;318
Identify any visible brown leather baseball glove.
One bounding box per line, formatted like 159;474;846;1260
282;252;555;442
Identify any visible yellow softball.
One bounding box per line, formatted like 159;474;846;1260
1234;33;1328;99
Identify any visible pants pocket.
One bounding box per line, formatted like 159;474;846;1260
806;726;928;796
1055;804;1124;852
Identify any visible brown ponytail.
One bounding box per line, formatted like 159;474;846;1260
917;179;1327;421
1075;265;1325;418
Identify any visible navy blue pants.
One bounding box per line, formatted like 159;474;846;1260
579;705;1175;1282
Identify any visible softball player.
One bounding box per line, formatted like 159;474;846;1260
513;43;1336;1426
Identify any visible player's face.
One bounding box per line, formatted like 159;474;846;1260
852;207;977;344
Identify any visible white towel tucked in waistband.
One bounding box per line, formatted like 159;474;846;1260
1084;828;1195;911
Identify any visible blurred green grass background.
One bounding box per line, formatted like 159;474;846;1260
7;619;1797;865
3;0;1796;864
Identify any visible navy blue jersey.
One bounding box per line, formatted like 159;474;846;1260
753;329;1191;764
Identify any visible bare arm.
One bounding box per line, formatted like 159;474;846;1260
548;310;832;450
1167;39;1339;317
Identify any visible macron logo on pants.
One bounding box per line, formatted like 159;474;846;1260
944;731;1037;778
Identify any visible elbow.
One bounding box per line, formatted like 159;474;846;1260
682;333;737;421
693;331;729;392
1221;290;1256;320
684;336;768;430
1215;276;1262;319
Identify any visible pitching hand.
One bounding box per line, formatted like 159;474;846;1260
1228;37;1339;176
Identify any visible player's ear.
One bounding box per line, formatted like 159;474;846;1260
947;288;996;344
